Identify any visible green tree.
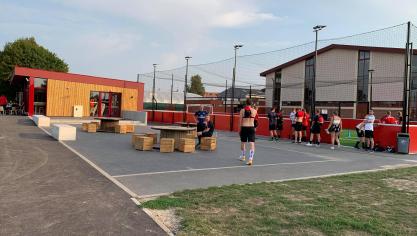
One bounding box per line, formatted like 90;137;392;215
187;74;205;96
0;37;69;97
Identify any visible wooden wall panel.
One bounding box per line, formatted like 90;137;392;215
46;79;138;117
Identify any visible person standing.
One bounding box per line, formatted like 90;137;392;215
381;111;398;124
289;108;296;140
294;108;304;143
267;107;278;141
194;105;208;146
302;109;310;142
276;109;284;140
238;99;257;166
326;111;342;150
355;121;365;149
364;110;376;152
396;111;403;124
306;110;323;147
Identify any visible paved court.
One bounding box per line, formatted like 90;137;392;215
56;124;417;198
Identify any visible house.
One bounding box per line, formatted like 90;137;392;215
260;44;417;119
10;66;144;117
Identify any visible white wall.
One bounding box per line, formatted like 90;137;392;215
265;72;274;108
281;61;305;103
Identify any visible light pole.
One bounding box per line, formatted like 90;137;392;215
170;73;174;105
230;44;243;131
368;69;375;111
183;56;191;121
152;63;157;120
312;25;326;116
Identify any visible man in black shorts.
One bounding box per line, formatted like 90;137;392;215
267;107;277;141
294;108;304;143
355;122;365;149
239;99;257;166
306;110;323;147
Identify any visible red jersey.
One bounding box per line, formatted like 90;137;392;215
382;115;397;124
302;113;310;127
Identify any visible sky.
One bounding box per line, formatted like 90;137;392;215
1;0;417;92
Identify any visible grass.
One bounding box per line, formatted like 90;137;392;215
340;129;358;147
142;167;417;236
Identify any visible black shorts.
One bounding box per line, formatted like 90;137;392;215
294;122;303;131
240;127;255;143
302;125;308;131
311;124;321;134
197;123;206;132
291;123;296;129
356;128;365;138
328;124;341;133
276;123;283;131
365;130;374;138
269;124;276;131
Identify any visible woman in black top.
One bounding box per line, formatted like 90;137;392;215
267;107;277;141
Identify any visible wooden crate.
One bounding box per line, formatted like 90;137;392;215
178;138;195;153
200;137;217;151
82;123;89;131
146;133;158;144
92;121;101;129
126;124;135;133
131;133;146;146
160;138;175;153
115;124;127;134
87;123;97;133
134;136;154;151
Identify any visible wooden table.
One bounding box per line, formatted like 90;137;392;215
175;122;197;127
95;117;122;132
151;126;197;149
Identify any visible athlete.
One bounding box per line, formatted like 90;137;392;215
276;109;284;140
326;111;342;150
381;111;398;124
294;108;304;143
267;107;278;141
355;121;365;149
289;108;296;140
306;110;323;147
238;99;257;166
364;110;376;152
302;109;310;142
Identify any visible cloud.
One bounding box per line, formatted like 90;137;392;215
75;32;142;55
211;11;279;28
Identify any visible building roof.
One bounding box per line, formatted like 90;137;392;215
218;87;264;99
259;44;415;76
10;66;142;89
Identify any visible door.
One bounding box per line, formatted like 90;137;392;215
99;92;110;117
90;91;122;117
111;93;121;117
356;102;369;119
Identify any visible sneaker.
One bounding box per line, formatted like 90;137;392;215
306;143;313;146
239;156;246;161
330;146;335;150
269;137;274;141
246;160;253;166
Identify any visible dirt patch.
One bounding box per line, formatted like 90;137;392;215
147;209;181;234
341;230;372;236
282;194;313;202
291;228;325;236
245;197;265;206
384;178;417;193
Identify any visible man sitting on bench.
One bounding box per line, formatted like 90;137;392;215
197;115;214;147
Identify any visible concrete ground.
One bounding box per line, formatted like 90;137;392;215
0;116;166;236
59;124;417;198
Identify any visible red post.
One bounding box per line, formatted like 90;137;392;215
28;77;34;116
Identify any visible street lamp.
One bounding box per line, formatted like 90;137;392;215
368;69;375;111
152;63;157;120
312;25;326;116
183;56;192;121
230;44;243;131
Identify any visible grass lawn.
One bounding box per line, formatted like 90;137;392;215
142;167;417;236
339;129;358;147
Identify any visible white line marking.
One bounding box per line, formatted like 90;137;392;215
37;126;175;236
112;159;340;178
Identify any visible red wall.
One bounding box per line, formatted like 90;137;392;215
146;110;417;154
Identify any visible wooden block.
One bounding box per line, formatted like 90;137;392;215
178;138;195;153
82;123;89;131
134;136;154;151
87;123;97;133
180;138;195;145
115;124;127;134
126;124;135;133
92;121;100;129
146;133;158;144
160;138;175;153
131;133;146;146
200;137;217;151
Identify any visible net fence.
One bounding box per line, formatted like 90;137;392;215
139;22;413;95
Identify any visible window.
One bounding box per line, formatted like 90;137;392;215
273;71;281;109
282;101;302;106
304;57;315;109
34;78;47;88
34;78;47;115
357;51;370;102
90;91;122;117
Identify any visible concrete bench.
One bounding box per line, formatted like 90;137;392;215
32;115;50;127
51;124;76;141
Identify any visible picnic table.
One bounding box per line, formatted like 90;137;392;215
175;122;197;127
151;125;197;149
95;117;122;132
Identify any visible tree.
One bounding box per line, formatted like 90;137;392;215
0;37;69;97
187;74;205;96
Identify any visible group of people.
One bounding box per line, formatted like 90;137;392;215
194;108;215;147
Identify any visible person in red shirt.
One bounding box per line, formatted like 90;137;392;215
294;108;305;143
381;111;398;124
302;109;310;142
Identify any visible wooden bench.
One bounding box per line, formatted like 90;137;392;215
32;115;50;127
51;124;76;141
